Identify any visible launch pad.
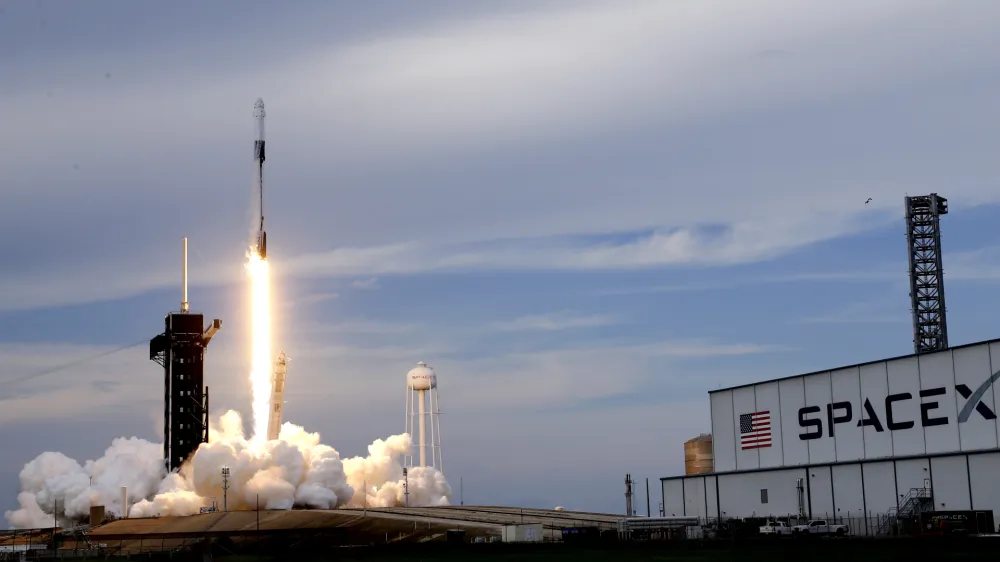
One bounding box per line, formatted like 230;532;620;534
149;238;221;472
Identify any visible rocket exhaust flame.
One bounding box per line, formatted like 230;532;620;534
245;250;271;444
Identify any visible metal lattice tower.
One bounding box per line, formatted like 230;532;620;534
905;194;949;354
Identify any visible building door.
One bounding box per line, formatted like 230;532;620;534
976;511;988;534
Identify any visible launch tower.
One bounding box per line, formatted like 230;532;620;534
404;362;444;473
904;193;949;354
150;238;222;471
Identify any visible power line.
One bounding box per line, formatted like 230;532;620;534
0;339;147;389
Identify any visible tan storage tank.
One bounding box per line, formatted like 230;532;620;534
684;434;714;475
89;505;106;527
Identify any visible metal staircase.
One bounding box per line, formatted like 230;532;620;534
875;488;933;535
899;488;933;518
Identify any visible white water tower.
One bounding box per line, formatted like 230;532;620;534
404;362;444;473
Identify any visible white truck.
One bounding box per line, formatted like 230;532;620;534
759;521;793;535
791;520;849;536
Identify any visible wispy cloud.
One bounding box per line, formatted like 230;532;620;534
11;0;989;166
282;216;887;280
594;270;901;297
287;292;340;308
799;302;909;324
7;230;1000;314
0;339;252;425
489;311;617;332
298;0;982;162
331;241;1000;287
0;256;241;312
585;245;1000;299
948;246;1000;281
0;219;874;311
248;312;787;415
637;340;791;358
430;339;788;412
296;318;423;336
351;277;379;289
0;343;160;424
90;380;121;393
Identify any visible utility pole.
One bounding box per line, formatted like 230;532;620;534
403;468;409;507
221;467;230;511
646;478;651;517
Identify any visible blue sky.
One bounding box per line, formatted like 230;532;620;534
2;0;1000;515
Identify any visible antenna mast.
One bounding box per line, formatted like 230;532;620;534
181;237;190;313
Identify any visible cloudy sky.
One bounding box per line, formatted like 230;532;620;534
3;0;1000;515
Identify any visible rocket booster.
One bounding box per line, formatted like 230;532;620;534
253;98;267;259
267;351;288;442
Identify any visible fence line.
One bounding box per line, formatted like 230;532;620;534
682;512;918;537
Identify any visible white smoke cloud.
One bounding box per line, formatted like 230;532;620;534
5;410;451;527
342;434;450;508
5;437;167;528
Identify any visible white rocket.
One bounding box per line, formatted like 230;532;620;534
267;351;287;441
253;98;267;259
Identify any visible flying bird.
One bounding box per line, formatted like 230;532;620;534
865;198;872;205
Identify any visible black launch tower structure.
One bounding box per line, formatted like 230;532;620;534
905;193;949;355
149;238;221;471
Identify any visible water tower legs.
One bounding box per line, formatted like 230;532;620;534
418;388;427;467
405;362;444;475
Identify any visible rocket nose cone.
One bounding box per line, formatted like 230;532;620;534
255;98;265;108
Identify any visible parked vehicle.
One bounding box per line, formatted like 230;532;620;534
759;521;793;535
914;511;996;536
791;520;849;536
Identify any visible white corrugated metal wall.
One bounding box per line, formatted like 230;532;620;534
662;451;1000;532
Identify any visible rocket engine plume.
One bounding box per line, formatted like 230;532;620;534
247;97;272;443
245;252;271;443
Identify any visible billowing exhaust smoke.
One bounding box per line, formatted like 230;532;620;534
5;411;450;527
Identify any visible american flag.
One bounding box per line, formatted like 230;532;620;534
740;411;771;450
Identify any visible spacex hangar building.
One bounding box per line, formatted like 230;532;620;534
660;195;999;533
661;339;1000;531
